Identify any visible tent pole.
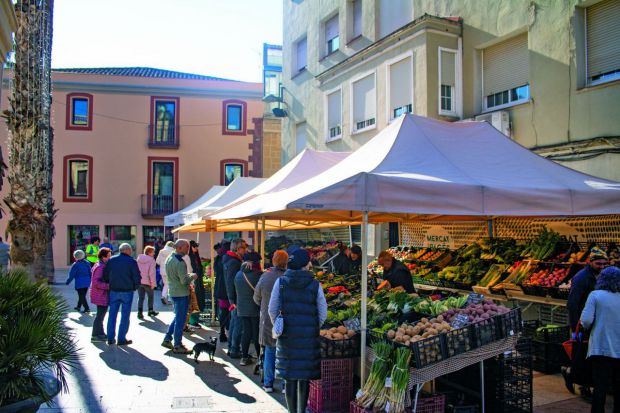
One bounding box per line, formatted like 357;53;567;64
360;211;369;386
261;217;266;263
210;231;215;323
254;220;259;251
487;219;494;238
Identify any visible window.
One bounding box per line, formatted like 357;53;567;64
150;96;179;146
264;71;282;97
219;159;248;185
483;33;529;111
325;14;340;55
377;0;412;39
105;226;137;256
63;155;92;202
264;45;283;68
585;0;620;85
224;163;243;186
143;226;173;251
68;225;99;264
295;36;307;74
388;55;413;120
147;157;178;216
222;99;247;135
350;0;362;40
66;93;93;130
295;122;307;155
326;89;342;141
351;72;376;132
439;49;457;115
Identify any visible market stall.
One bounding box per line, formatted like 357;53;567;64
205;114;620;412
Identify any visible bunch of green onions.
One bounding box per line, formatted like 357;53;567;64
356;341;393;409
387;347;411;413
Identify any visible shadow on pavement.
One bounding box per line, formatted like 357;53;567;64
136;316;169;334
98;344;169;381
171;349;257;405
66;312;94;328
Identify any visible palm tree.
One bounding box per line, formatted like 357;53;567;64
2;0;56;282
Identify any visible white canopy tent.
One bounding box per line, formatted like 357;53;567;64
163;186;226;227
209;114;620;382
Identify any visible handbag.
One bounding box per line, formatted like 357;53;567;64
272;282;285;339
563;321;592;387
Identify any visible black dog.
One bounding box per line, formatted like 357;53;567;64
192;336;217;363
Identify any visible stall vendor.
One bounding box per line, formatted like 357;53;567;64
349;245;362;275
377;250;416;293
567;247;609;331
330;243;351;275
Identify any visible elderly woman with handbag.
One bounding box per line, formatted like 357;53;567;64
268;246;327;413
580;266;620;413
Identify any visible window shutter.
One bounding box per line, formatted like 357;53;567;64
441;50;455;86
326;15;339;41
295;122;307;155
483;33;528;96
296;37;307;71
353;0;362;38
327;90;341;129
587;0;620;78
353;74;375;124
378;0;413;39
390;56;412;110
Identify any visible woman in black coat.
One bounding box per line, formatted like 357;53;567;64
213;241;230;341
189;240;205;312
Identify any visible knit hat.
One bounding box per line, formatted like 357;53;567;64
243;251;262;263
287;246;311;270
589;246;608;262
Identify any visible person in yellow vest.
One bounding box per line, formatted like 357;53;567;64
85;237;101;267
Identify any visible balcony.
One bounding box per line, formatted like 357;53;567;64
148;125;179;149
141;194;184;218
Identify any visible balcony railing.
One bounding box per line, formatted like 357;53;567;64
141;194;184;218
148;125;179;148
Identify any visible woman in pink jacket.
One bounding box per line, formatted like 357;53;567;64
90;247;112;342
137;246;158;319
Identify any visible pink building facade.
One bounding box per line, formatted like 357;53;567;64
0;67;264;268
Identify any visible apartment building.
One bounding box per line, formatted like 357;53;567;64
281;0;620;181
0;67;263;268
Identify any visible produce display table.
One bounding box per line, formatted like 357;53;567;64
366;335;519;412
504;289;567;306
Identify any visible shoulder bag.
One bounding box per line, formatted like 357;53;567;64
272;281;285;339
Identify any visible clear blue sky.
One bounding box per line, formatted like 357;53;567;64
52;0;283;83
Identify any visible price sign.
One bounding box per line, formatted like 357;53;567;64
356;389;363;399
344;317;361;332
385;401;391;412
385;377;392;388
450;313;470;329
466;293;485;306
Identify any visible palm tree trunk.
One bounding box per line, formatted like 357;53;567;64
3;0;56;282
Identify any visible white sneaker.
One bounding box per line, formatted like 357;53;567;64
262;385;273;393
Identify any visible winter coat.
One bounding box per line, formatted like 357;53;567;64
581;290;620;359
102;253;141;292
254;267;285;347
330;252;350;275
567;265;597;330
66;259;92;289
383;258;416;293
268;269;327;381
223;252;242;305
189;252;204;277
90;260;110;306
136;254;156;288
156;246;174;276
234;264;261;317
165;253;193;297
0;242;9;266
213;253;228;300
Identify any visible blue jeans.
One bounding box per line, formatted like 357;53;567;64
107;291;134;342
165;295;189;347
263;345;276;387
228;308;242;354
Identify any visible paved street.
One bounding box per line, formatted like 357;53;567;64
40;270;287;413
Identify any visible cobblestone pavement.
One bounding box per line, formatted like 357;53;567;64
39;270;287;413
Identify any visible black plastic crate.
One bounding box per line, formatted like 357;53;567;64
495;308;522;339
533;325;570;344
548;286;570;299
521;320;540;339
531;340;569;374
444;325;475;357
471;317;500;347
319;334;360;359
411;334;447;368
449;405;479;413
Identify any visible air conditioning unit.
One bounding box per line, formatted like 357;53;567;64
475;111;510;137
